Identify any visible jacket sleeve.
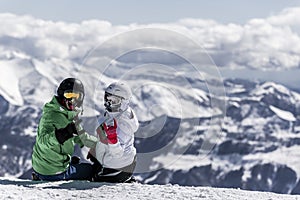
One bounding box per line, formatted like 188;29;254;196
37;122;59;148
36;112;66;148
74;131;98;148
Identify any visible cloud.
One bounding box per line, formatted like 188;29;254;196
0;7;299;71
266;7;300;26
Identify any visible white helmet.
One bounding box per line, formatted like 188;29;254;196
104;82;132;112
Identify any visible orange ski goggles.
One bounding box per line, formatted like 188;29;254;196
63;91;83;101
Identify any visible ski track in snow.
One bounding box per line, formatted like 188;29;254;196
0;178;300;200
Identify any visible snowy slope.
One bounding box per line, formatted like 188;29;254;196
137;79;300;194
0;178;300;200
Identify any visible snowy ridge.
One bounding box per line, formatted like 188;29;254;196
0;178;299;200
137;79;300;194
0;59;32;106
269;105;296;122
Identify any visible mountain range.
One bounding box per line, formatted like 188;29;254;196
0;53;300;195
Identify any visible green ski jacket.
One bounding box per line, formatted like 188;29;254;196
32;96;97;175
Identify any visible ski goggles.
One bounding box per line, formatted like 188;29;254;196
63;91;83;101
104;92;123;106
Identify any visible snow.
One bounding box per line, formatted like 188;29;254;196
252;82;291;97
269;105;296;122
1;145;7;150
153;153;211;171
244;145;300;177
0;178;299;200
129;80;215;121
0;60;30;106
241;117;267;127
226;86;247;94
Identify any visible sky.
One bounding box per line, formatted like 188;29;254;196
0;0;300;25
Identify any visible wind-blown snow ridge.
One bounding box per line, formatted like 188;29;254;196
0;178;299;200
0;59;33;106
269;105;296;122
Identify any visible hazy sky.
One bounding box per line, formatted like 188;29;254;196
0;0;300;24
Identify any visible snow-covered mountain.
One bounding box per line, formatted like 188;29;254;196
1;177;300;200
1;13;300;196
137;79;300;194
1;56;300;194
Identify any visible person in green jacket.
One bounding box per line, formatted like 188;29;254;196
31;78;98;181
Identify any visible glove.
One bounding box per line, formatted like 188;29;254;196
103;119;118;144
73;116;85;135
54;122;77;144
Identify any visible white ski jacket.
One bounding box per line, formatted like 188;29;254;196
95;108;139;169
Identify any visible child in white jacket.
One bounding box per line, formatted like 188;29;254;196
88;82;139;183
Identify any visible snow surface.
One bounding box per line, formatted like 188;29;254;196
269;105;296;122
0;59;32;106
152;153;211;171
0;178;300;200
244;145;300;176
